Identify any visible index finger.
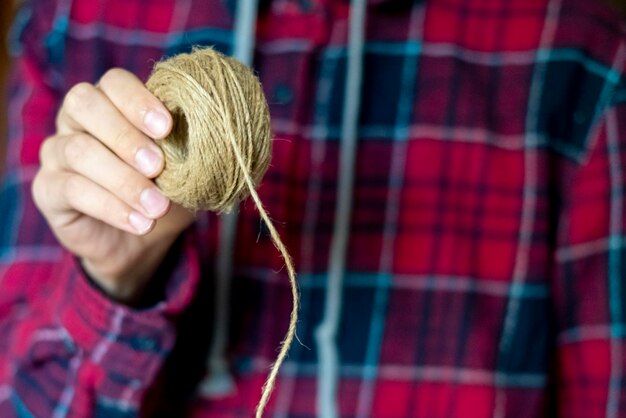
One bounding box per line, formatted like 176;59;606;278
56;81;166;178
97;68;173;140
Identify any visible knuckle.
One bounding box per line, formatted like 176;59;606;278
55;108;64;130
103;196;127;226
32;170;59;216
63;174;83;202
112;126;132;148
62;134;89;164
38;136;55;165
114;173;145;205
118;180;137;200
100;196;115;218
64;82;96;113
99;68;127;89
129;94;155;120
31;170;46;210
111;127;141;160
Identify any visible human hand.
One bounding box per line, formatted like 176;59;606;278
33;69;195;304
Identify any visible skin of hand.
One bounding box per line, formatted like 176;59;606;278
32;68;196;304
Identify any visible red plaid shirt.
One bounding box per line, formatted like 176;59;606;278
1;0;626;416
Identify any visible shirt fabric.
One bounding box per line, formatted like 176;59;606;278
1;0;626;416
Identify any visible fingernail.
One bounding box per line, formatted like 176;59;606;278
129;211;153;234
136;147;162;176
140;187;169;217
144;110;170;137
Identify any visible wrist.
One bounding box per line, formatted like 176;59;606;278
80;232;182;305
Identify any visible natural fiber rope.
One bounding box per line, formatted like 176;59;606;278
146;47;299;417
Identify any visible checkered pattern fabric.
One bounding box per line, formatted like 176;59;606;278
1;0;626;416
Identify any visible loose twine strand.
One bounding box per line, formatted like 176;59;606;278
146;47;299;417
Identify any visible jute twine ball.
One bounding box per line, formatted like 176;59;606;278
145;47;298;418
146;47;272;213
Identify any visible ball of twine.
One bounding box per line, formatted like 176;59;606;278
146;47;299;417
146;47;272;213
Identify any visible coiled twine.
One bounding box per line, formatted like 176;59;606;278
147;47;272;212
146;47;298;418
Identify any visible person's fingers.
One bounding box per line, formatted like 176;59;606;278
32;169;155;235
151;202;196;239
40;134;170;220
56;81;165;178
97;68;173;140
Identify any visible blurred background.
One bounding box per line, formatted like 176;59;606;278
0;0;624;179
0;0;14;177
615;0;626;14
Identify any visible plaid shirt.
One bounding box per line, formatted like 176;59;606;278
1;0;626;416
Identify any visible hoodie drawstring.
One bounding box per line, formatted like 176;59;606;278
314;0;367;416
